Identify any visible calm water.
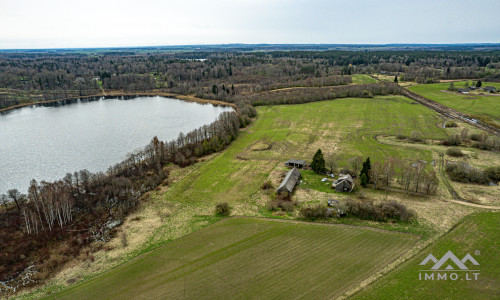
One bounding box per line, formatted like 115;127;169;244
0;96;232;194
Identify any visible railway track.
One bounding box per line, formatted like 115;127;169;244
400;87;500;136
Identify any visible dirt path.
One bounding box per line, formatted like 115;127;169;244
445;199;500;210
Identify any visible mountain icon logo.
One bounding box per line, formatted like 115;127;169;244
420;251;479;270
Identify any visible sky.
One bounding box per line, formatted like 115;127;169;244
1;0;500;49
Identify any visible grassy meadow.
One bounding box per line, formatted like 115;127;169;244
351;74;378;84
355;212;500;299
47;217;419;300
409;82;500;127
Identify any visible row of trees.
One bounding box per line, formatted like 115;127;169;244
2;49;498;109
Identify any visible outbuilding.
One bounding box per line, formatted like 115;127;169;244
277;168;301;194
285;159;306;169
331;174;354;192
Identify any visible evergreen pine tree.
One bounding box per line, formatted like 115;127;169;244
311;149;326;174
394;75;398;83
360;157;371;182
360;173;369;188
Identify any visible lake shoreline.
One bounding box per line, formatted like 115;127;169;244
0;90;236;114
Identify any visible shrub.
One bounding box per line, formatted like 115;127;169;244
396;134;407;140
446;147;464;157
469;133;483;141
215;202;231;216
362;90;373;98
485;166;500;182
442;134;461;146
445;163;489;184
444;121;458;128
344;199;415;222
260;180;273;190
299;205;328;220
409;131;424;142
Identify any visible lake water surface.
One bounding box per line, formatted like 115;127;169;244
0;96;232;194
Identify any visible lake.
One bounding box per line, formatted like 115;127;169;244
0;96;233;194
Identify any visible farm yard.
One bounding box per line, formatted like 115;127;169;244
46;217;420;300
409;82;500;128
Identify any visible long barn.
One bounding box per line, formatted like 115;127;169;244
277;168;301;193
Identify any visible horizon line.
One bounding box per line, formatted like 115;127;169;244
1;42;500;51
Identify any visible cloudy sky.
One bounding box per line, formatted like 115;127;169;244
1;0;499;49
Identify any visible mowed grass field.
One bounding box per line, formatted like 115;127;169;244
355;212;500;299
48;217;419;300
409;82;500;127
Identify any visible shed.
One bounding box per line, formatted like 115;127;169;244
331;174;354;193
285;159;306;169
277;168;301;194
457;88;469;94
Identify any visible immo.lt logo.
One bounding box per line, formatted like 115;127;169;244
419;250;480;281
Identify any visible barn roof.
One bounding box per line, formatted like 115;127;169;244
277;168;301;193
286;159;306;165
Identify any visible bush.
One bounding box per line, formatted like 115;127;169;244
215;202;231;216
396;134;407;140
299;205;328;220
260;180;273;190
485;166;500;182
444;121;458;128
442;134;461;146
344;199;415;222
446;147;464;157
469;133;483;142
445;163;489;184
409;131;424;142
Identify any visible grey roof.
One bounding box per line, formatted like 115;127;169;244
333;174;354;185
277;168;301;193
286;159;306;165
483;86;496;91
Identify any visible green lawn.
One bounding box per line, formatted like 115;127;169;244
354;212;500;299
409;82;500;127
352;74;378;84
47;217;418;300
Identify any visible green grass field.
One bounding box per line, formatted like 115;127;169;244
409;82;500;127
355;212;500;299
47;217;419;300
352;74;378;84
162;96;446;204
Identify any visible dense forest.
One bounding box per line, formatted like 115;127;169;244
1;48;499;109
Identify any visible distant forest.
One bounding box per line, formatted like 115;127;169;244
1;46;499;109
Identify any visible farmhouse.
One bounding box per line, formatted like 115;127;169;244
285;159;306;169
457;88;469;94
483;86;497;93
332;174;354;192
277;168;301;194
